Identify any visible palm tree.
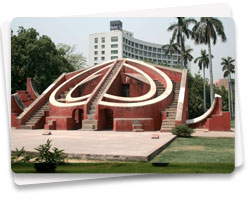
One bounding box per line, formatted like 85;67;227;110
193;17;227;103
194;50;211;112
168;17;196;69
221;56;235;119
181;47;193;68
162;39;180;68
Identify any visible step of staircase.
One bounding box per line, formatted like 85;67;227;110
133;129;144;132
21;125;34;129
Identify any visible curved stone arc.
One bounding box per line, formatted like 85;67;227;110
28;78;39;98
66;64;112;103
103;63;156;102
49;60;115;107
186;94;221;125
99;59;173;108
12;93;26;110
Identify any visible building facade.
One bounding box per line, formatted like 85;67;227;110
89;20;182;67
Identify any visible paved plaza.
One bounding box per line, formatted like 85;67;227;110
11;128;234;161
11;129;177;161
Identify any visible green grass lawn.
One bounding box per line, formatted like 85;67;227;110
152;137;234;164
231;120;235;128
12;137;235;173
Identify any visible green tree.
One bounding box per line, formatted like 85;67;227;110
167;17;196;69
188;72;229;119
194;50;212;112
162;39;179;68
188;72;209;119
193;17;227;103
11;27;75;93
221;56;235;119
57;43;87;70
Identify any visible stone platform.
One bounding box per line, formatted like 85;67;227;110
11;128;176;161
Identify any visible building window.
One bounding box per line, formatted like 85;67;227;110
149;47;152;51
94;57;98;61
139;44;143;49
111;56;118;60
135;43;138;48
94;38;98;43
101;56;105;60
111;50;118;54
158;48;162;53
94;63;97;65
111;44;118;48
101;45;105;49
94;45;98;49
144;46;147;50
131;42;134;47
101;51;105;55
94;51;98;55
101;37;105;43
153;47;157;52
111;36;118;42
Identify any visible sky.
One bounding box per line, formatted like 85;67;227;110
11;17;235;81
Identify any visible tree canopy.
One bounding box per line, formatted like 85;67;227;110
188;72;228;119
57;43;87;70
11;27;75;94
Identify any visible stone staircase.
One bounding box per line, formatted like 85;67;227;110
81;61;122;130
160;82;180;132
132;123;144;132
57;88;72;103
154;80;165;96
20;101;50;129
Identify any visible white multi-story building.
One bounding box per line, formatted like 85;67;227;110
89;20;185;68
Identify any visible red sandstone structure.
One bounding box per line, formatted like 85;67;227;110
11;59;230;132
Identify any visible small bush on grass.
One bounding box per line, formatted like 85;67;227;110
11;147;31;163
172;124;194;137
34;139;67;173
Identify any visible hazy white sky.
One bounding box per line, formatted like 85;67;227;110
11;17;235;81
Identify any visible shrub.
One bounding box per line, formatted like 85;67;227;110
11;147;31;163
34;139;67;173
172;124;194;137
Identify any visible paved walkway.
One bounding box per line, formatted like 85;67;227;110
11;129;176;161
192;129;235;138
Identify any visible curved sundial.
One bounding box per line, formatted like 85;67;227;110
50;59;173;108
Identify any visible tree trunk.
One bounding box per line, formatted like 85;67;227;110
229;74;234;119
208;40;214;103
228;74;232;118
180;34;184;69
170;53;173;68
203;67;207;112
